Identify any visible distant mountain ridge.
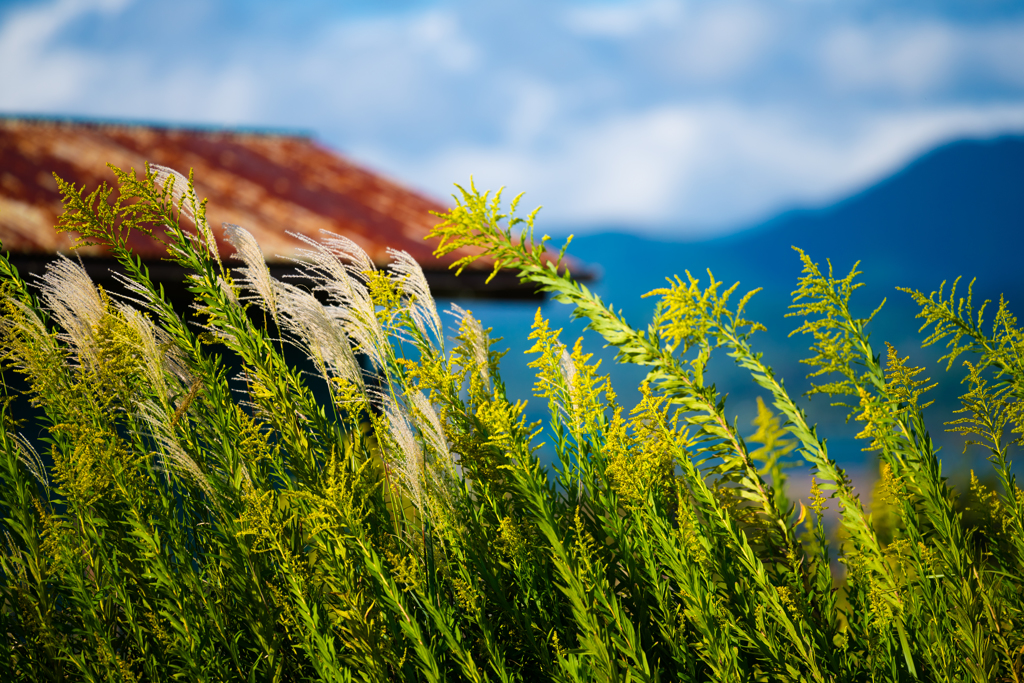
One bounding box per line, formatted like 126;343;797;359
572;135;1024;301
730;134;1024;290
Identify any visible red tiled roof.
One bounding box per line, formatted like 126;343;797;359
0;116;481;270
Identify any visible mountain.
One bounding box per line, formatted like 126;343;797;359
726;134;1024;292
573;134;1024;299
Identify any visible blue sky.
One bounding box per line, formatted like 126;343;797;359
1;0;1023;237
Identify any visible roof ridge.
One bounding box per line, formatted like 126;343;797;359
0;112;314;139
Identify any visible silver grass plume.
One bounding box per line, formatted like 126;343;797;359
410;391;462;521
286;232;362;307
559;348;576;393
116;304;191;405
272;280;363;389
290;230;377;293
151;165;221;267
224;224;277;326
558;348;578;419
335;292;387;371
150;165;194;223
1;298;57;366
136;398;218;503
410;390;454;475
10;433;49;489
388;248;442;344
109;270;163;315
36;256;105;367
449;303;490;382
287;231;388;370
218;276;238;306
231;371;272;423
117;305;168;402
382;395;424;514
318;231;376;278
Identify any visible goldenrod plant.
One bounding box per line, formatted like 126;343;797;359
0;168;1020;681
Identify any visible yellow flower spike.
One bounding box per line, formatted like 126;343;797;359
572;505;598;574
527;310;615;444
645;269;744;354
854;385;890;451
476;397;530;452
775;585;797;614
883;342;937;410
385;547;422;591
674;496;709;566
525;308;566;402
749;397;797;464
497;515;529;565
566;337;610;435
236;482;280;555
451;575;481;619
363;268;404;327
809;477;829;516
603;409;644;508
604;381;681;510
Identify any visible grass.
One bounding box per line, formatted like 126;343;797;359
0;165;1021;681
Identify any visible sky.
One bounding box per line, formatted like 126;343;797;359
1;0;1023;237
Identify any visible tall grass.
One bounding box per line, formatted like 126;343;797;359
0;166;1021;681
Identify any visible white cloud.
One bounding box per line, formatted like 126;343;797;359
823;22;958;97
0;0;133;110
408;11;478;72
502;78;560;145
388;101;1024;234
821;19;1024;97
664;3;775;81
271;9;483;134
564;0;682;38
565;1;773;82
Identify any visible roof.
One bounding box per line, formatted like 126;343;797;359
0;116;579;297
0;115;467;264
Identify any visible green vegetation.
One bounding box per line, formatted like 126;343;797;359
0;167;1021;681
